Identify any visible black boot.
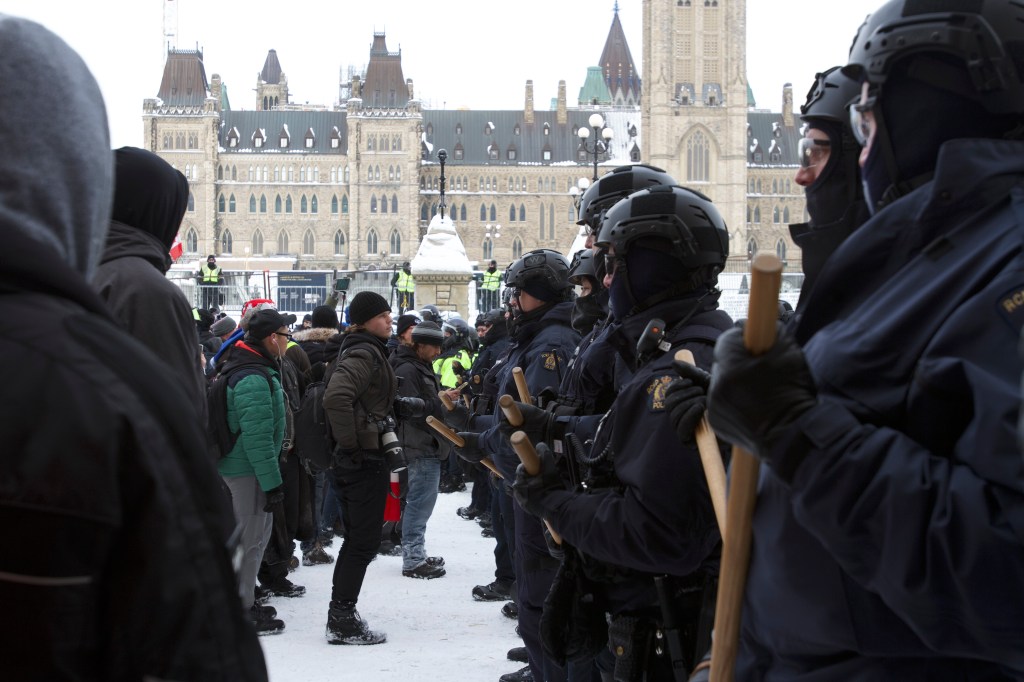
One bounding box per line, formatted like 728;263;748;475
251;603;285;636
498;665;534;682
326;601;387;645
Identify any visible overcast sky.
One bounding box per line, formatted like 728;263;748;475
5;0;878;149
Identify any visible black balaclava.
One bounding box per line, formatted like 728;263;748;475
862;56;1014;212
609;241;689;319
112;146;188;251
571;279;608;334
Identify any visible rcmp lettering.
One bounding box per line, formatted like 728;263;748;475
997;285;1024;333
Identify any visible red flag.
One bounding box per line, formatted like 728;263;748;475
169;232;183;262
383;472;402;522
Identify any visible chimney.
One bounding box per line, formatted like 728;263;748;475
351;74;361;99
557;80;567;125
524;80;534;124
407;78;414;101
782;83;794;127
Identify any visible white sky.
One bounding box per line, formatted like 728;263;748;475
5;0;878;149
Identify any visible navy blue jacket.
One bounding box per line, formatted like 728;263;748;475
558;317;619;415
737;138;1024;679
541;299;731;614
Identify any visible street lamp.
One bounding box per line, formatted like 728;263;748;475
437;148;448;219
578;113;614;182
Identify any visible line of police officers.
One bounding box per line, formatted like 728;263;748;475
441;1;1024;679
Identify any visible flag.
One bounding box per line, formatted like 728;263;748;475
169;232;183;262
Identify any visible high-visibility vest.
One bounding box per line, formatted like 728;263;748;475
433;349;471;389
481;270;501;291
396;270;415;293
201;263;222;283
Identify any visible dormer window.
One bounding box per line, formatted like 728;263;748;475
485;122;494;135
227;126;240;148
455;123;463;135
514;125;521;136
279;125;290;149
488;143;498;160
454;143;464;161
507;145;517;161
305;128;316;148
253;129;265;149
543;123;551;136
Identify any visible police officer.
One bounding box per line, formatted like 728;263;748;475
790;66;870;307
453;249;580;682
481;259;502;311
508;185;732;680
197;254;223;310
393;261;415;314
699;1;1024;677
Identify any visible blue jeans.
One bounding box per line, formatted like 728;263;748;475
401;457;441;571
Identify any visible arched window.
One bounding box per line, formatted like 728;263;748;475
539;204;545;239
374;166;381;182
229;194;236;213
389;229;401;255
776;239;787;263
747;205;752;223
275;195;283;213
276;230;289;255
260;195;267;213
342;195;349;213
389;166;395;181
331;196;339;214
218;194;226;212
460;205;467;221
421;203;430;221
783;206;790;222
303;229;315;255
217;166;224;180
249;195;257;213
519;204;526;221
396;166;401;182
480;204;487;221
252;230;264;256
367;229;378;255
275;166;281;182
392;195;398;213
773;206;780;223
772;179;778;194
549;205;555;240
344;166;350;183
490;204;497;222
483;238;493;260
371;196;378;213
381;194;388;214
512;237;523;260
221;229;233;254
311;196;318;214
510;205;517;222
186;227;198;253
188;193;195;211
686;130;711;182
300;196;308;214
753;206;761;223
285;196;293;213
747;238;758;258
334;230;346;256
368;167;374;182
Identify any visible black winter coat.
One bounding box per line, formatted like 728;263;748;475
389;345;452;461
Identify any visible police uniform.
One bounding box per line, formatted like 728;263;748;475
394;270;415;313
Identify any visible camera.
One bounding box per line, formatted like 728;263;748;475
377;415;408;473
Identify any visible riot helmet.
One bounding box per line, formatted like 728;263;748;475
576;164;677;232
567;248;601;289
504;249;574;301
419;304;441;323
597;185;728;317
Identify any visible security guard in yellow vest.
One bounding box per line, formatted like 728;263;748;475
392;262;415;314
432;318;473;389
480;260;501;312
197;254;223;310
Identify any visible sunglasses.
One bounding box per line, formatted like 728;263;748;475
798;137;831;169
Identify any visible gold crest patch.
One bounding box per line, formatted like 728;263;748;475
647;375;673;411
541;352;558;371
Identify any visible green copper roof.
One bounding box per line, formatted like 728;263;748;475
221;82;231;112
747;83;756;108
579;66;612;106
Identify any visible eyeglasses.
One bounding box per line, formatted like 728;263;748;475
273;331;293;341
849;96;877;146
603;253;622;276
798;137;831;169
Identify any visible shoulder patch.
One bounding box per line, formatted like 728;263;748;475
997;285;1024;334
541;352;558;371
647;375;673;411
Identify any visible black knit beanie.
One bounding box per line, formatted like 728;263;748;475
349;291;391;325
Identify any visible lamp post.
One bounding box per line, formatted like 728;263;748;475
437;148;448;219
577;113;614;182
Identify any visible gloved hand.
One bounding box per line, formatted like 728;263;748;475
707;323;817;464
664;360;711;446
263;485;285;513
445;401;475;431
512;442;563;518
543;523;565;561
455;432;486;464
498;399;555;447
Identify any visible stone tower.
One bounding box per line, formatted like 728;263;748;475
257;49;288;111
642;0;748;260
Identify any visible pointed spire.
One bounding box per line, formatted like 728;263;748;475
598;6;640;106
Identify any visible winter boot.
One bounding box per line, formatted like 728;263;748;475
472;579;512;602
402;562;447;579
457;505;482;520
251;603;285;636
507;646;529;663
265;577;306;598
501;601;519;619
302;543;334;566
498;665;534;682
326;601;387;645
425;556;445;567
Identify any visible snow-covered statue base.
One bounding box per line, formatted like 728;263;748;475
410;213;474;319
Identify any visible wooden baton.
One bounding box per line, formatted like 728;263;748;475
512;367;531;404
510;430;563;545
499;394;524;427
710;253;783;682
438;390;455;411
424;416;502;479
674;349;727;539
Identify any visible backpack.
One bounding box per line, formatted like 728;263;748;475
292;361;335;472
207;365;274;461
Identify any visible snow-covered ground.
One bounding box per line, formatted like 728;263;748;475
259;486;524;681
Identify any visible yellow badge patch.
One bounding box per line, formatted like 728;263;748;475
542;352;558;371
647;375;673;411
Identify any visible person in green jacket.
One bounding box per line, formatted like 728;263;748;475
217;308;295;635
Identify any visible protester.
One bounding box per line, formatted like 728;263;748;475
0;14;266;678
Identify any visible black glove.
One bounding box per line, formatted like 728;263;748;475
455;432;486;464
512;442;563;518
498;400;555;447
664;360;711;446
708;323;817;466
543;523;565;561
394;395;426;420
445;401;475;431
263;485;285;513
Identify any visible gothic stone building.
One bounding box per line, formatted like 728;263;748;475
144;0;806;275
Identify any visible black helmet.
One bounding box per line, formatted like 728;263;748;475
567;249;601;287
484;308;505;326
801;66;861;124
504;249;573;296
443;317;470;337
597;185;728;281
843;0;1024;116
577;164;676;231
419;304;441;323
